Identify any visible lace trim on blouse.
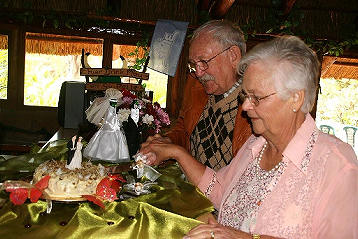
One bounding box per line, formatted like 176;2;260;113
219;157;287;232
205;172;217;197
219;130;318;233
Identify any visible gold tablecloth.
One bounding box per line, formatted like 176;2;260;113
0;140;214;239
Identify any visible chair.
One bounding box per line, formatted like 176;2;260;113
343;126;357;148
320;125;335;135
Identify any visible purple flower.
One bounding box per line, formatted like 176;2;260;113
154;106;170;126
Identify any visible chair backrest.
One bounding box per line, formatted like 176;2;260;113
343;126;357;148
58;81;86;129
319;125;335;135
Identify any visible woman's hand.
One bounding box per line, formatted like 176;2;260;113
144;134;172;144
184;218;251;239
140;135;186;166
140;134;207;186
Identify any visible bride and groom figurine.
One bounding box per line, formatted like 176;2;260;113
83;98;131;163
66;135;83;170
123;100;142;159
80;86;143;163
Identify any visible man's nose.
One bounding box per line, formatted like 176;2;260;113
194;66;206;78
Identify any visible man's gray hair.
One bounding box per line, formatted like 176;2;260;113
238;35;320;113
191;20;246;56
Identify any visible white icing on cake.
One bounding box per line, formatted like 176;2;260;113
33;160;107;199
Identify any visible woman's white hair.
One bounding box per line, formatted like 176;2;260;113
191;19;246;56
237;35;320;113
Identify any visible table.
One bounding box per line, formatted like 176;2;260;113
0;133;214;239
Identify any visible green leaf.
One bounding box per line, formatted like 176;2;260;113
65;20;72;29
53;19;59;29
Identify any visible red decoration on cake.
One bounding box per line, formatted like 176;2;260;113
5;175;51;205
83;174;126;208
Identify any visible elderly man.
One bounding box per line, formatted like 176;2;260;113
161;20;252;171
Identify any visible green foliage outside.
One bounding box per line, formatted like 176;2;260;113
145;68;168;108
316;78;358;126
24;54;84;107
128;38;150;71
0;49;8;99
23;52;167;108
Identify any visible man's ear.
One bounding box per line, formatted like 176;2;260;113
228;46;242;67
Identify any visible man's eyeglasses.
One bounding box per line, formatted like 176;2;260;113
238;90;276;106
187;46;232;74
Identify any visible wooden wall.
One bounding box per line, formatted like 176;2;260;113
0;23;59;144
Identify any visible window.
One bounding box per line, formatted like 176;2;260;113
113;44;168;107
24;33;103;107
316;77;358;153
23;36;168;108
144;68;168;108
316;56;358;154
0;34;8;99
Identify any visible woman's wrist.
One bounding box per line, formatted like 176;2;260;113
171;146;188;163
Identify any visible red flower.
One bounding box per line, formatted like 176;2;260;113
121;89;136;99
83;174;126;209
5;175;51;205
153;102;160;108
145;102;156;116
82;195;105;209
9;188;28;205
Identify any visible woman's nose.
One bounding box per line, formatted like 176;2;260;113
242;97;253;111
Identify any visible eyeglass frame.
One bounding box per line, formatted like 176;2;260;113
187;46;233;74
238;90;277;106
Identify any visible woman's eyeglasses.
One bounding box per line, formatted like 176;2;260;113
238;90;276;106
187;46;232;74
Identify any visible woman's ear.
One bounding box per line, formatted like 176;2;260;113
292;90;305;112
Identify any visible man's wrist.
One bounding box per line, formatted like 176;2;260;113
252;234;260;239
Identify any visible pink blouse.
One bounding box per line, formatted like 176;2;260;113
198;114;358;239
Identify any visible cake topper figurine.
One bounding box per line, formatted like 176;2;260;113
123;100;142;159
83;98;130;163
66;135;77;164
66;135;83;170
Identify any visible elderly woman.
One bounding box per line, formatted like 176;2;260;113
140;36;358;239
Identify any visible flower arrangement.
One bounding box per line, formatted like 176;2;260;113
117;89;170;136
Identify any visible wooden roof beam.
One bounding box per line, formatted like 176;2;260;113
283;0;297;16
210;0;236;19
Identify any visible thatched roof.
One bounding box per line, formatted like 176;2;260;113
25;33;104;56
0;34;7;49
321;56;358;79
225;0;357;41
0;0;357;79
0;33;146;59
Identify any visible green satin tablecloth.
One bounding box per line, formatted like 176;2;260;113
0;140;214;239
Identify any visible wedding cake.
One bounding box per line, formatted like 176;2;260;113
33;160;107;200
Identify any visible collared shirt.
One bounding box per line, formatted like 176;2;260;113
223;81;241;98
198;114;358;239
